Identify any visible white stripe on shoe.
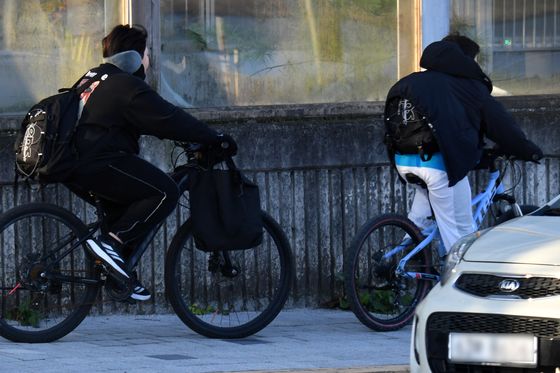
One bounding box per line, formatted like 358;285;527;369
130;288;152;300
131;292;151;301
101;243;125;263
86;239;129;278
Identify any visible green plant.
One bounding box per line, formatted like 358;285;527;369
7;301;42;328
361;289;393;313
360;287;415;314
338;296;350;310
188;303;216;316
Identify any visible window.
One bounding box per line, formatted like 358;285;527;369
160;0;404;107
0;0;126;113
452;0;560;96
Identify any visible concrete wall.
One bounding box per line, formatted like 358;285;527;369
1;96;560;313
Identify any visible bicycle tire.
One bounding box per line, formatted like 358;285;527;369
0;203;100;343
495;204;539;225
164;211;293;338
344;213;432;332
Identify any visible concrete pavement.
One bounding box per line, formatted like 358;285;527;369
0;309;411;373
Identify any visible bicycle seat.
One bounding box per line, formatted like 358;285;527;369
404;173;427;189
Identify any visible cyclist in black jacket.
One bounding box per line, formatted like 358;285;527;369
384;33;542;254
65;24;237;301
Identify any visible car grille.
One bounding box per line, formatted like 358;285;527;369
425;312;560;373
455;273;560;299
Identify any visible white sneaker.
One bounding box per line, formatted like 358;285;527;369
85;236;130;281
130;279;151;301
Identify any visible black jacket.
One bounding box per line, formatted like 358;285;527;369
385;41;542;186
74;63;218;161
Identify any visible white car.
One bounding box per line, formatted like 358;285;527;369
411;195;560;373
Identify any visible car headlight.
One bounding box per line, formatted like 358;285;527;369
440;229;490;286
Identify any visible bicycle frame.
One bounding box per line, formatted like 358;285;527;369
471;169;504;228
39;162;231;289
31;222;98;285
384;166;513;282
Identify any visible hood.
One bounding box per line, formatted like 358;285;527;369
103;50;146;79
420;41;493;92
463;216;560;265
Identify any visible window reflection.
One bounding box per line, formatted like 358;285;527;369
0;0;124;113
452;0;560;96
160;0;399;107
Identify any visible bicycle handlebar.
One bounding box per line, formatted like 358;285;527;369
478;147;541;171
176;140;232;155
174;141;232;170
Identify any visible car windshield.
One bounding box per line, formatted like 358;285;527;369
531;194;560;216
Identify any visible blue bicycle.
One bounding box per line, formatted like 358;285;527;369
344;151;537;331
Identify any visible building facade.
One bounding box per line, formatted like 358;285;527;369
2;0;559;112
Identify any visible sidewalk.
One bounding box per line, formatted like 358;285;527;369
0;309;411;373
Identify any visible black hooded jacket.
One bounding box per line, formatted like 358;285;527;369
385;41;542;186
73;63;218;162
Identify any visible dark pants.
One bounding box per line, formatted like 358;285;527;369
66;155;180;247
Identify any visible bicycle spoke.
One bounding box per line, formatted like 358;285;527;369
166;213;293;338
0;204;100;342
345;214;432;331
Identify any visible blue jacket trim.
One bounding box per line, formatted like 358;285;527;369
394;153;446;171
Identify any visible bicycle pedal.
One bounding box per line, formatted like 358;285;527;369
118;297;136;305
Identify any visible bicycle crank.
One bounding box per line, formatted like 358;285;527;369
103;271;134;302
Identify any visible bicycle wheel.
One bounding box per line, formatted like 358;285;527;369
0;203;100;343
344;214;432;331
165;212;293;338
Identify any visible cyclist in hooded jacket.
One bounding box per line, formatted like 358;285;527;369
384;33;543;255
65;24;237;302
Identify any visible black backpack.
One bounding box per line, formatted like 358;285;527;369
384;97;439;161
14;78;100;183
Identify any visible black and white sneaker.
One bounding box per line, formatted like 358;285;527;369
86;236;130;281
131;279;151;301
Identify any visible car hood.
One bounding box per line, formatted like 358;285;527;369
463;216;560;265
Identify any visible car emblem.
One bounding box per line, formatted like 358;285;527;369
498;279;520;292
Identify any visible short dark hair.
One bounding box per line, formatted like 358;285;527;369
442;32;480;59
102;24;148;58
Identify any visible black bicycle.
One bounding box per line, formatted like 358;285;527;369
0;143;294;343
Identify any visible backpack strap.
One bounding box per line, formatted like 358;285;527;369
61;69;108;95
69;76;103;95
13;169;19;203
418;146;433;162
75;78;100;94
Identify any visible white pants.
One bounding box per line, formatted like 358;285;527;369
395;165;474;254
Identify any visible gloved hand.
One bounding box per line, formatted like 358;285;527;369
215;133;238;157
525;142;543;163
531;148;544;162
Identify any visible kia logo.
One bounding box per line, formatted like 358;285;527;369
499;279;520;292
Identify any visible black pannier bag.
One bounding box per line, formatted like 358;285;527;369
14;78;99;183
384;97;439;161
188;157;263;252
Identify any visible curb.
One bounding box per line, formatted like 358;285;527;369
231;365;410;373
